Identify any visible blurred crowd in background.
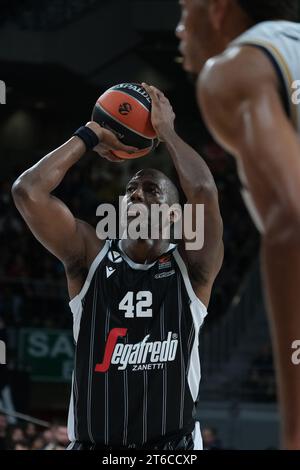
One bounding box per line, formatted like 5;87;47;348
0;413;224;450
244;343;276;403
0;413;69;450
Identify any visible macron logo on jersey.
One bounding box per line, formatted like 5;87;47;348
106;266;116;278
95;328;179;373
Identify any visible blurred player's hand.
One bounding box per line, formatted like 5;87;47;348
142;83;175;142
86;121;137;162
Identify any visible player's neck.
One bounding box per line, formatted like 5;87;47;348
120;239;170;264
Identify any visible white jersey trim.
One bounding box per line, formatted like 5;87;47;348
192;421;203;450
67;373;75;442
118;240;157;270
173;249;208;315
187;302;203;402
173;249;207;403
230;20;300;131
118;240;177;271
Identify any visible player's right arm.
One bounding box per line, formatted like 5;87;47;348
12;122;136;298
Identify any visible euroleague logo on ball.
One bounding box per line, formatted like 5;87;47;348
119;102;132;116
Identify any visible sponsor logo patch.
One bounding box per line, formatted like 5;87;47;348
158;255;172;270
106;266;116;278
95;330;178;373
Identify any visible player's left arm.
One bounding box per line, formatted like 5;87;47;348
198;47;300;449
143;83;224;307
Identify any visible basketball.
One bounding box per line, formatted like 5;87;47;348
92;83;158;159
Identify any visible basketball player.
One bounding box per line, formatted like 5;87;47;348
176;0;300;449
11;96;223;449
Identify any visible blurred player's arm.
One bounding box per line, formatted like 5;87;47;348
12;122;135;297
198;46;300;449
143;83;224;307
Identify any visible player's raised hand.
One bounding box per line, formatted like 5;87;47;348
86;121;137;162
142;83;176;141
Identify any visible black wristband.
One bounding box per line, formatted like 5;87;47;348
73;126;100;150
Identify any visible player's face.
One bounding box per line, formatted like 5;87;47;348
126;175;167;208
176;0;219;74
125;175;171;233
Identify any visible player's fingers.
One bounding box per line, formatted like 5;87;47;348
96;149;124;163
142;82;151;94
142;83;159;102
105;150;125;162
106;153;125;163
149;85;166;101
108;135;138;154
112;141;138;154
109;156;125;163
100;128;138;154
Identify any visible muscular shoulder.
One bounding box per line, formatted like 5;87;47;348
198;45;278;107
197;46;280;152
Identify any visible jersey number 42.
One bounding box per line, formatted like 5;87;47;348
119;291;153;318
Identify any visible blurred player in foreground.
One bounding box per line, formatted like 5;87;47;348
176;0;300;448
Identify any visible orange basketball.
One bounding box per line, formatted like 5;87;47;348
92;83;158;159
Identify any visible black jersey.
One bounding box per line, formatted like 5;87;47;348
67;240;207;449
